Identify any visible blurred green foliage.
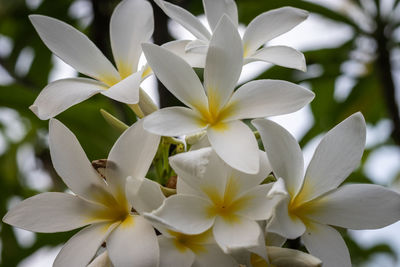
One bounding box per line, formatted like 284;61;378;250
0;0;399;266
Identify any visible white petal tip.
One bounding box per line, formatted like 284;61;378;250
29;104;48;120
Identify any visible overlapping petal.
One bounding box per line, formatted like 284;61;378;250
204;16;243;112
193;244;238;267
252;118;304;197
142;43;208;109
158;236;196;267
106;119;160;195
242;7;308;56
207;120;259;174
29;15;120;85
30;78;106;120
110;0;153;76
101;70;143;104
49;119;110;202
301;222;351;267
54;222;119;267
202;0;238;30
107;216;159;267
227;80;314;121
298;112;366;202
163;40;206;68
244;45;306;71
147;195;215;235
144;107;206;136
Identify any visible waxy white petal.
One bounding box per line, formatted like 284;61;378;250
194;244;238;267
307;184;400;229
101;71;142;104
126;176;165;214
154;0;211;40
147;195;215;235
158;236;196;267
30;78;105;120
144;107;206;136
184;39;209;54
243;7;308;55
267;197;306;239
300;113;366;202
204;16;243;111
54;222;119;267
29;15;120;84
302;222;351;267
252;118;304;197
163;40;206;68
235;184;278;221
3;192;102;233
207;120;259;174
228;80;314;121
49;119;110;202
213;216;262;253
203;0;238;30
87;251;111;267
107;215;159;267
106;119;159;195
245;45;306;71
110;0;153;75
142;43;208;109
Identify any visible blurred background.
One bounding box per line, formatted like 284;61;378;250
0;0;399;266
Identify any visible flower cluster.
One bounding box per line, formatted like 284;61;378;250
4;0;400;267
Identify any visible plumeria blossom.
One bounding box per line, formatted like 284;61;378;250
154;0;308;71
253;113;400;267
29;0;154;120
145;147;283;261
3;119;164;267
142;16;314;174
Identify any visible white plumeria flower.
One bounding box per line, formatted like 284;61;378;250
145;147;282;259
253;113;400;267
142;16;314;174
154;0;308;71
154;225;238;267
3;119;164;267
29;0;154;120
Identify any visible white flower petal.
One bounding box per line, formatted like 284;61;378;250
110;0;153;76
30;78;105;120
87;251;111;267
307;184;400;229
213;216;262;253
154;0;211;40
225;150;271;196
54;222;119;267
202;0;238;30
193;244;238;267
163;40;206;68
243;7;308;55
49;119;110;202
107;215;159;267
301;113;366;202
29;15;120;85
302;222;351;267
158;236;196;267
228;80;314;121
126;176;165;214
146;195;215;235
252;119;304;197
235;184;278;221
105;119;159;195
207;120;259;174
101;71;142;104
142;43;208;109
245;45;306;71
267;197;306;240
184;39;209;54
177;175;200;196
144;107;206;136
204;16;243;112
3;192;102;233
